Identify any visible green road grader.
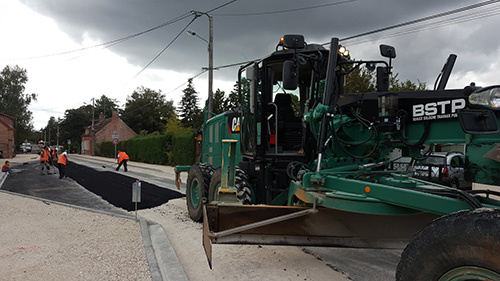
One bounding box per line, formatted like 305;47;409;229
176;35;500;280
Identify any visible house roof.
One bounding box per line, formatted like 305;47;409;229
81;118;113;137
0;112;15;130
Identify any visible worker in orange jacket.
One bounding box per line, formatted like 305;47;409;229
116;150;129;172
48;147;58;174
2;161;12;175
57;151;68;179
40;146;50;175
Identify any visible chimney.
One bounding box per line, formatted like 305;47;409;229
112;110;118;120
98;112;104;123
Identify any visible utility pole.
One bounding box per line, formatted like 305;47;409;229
190;11;214;119
208;14;214;119
91;98;95;156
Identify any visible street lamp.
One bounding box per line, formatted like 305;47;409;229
187;12;214;119
186;30;208;45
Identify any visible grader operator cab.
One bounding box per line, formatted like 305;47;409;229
176;35;500;280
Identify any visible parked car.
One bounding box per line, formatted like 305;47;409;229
409;152;471;189
19;142;32;153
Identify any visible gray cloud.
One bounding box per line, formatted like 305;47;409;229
19;0;500;89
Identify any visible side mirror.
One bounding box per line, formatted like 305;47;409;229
283;60;298;90
380;44;396;59
282;35;305;49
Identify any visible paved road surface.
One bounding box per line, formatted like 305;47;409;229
3;154;402;280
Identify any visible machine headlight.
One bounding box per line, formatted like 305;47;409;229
469;86;500;109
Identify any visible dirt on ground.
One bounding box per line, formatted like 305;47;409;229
0;192;151;281
138;198;351;281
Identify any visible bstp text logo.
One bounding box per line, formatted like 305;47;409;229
412;99;466;121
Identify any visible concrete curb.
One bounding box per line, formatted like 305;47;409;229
149;223;189;281
0;172;8;187
140;219;163;281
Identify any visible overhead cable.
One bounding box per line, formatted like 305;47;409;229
213;0;355;16
335;0;500;44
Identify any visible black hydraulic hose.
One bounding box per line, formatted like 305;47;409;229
397;109;430;147
468;189;500;198
398;186;482;209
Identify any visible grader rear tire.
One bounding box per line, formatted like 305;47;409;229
208;167;252;204
396;209;500;281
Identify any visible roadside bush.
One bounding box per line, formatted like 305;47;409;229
98;141;128;158
98;130;196;166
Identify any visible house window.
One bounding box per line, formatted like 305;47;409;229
82;140;89;150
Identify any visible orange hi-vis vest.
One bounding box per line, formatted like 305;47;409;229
118;152;129;163
57;154;67;166
51;149;57;159
40;150;49;162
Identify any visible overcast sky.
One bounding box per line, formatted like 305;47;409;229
2;0;500;130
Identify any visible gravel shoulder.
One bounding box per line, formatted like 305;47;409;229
0;191;151;281
138;198;351;281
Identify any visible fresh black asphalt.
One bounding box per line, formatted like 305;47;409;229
3;160;184;212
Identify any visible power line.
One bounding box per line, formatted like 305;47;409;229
96;0;241;100
336;0;500;44
131;15;198;80
206;0;239;14
167;59;253;96
167;69;208;95
345;4;500;46
1;12;193;61
213;0;355;16
128;0;240;84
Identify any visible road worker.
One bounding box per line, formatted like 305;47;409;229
40;146;50;175
57;151;68;179
116;150;129;172
48;147;58;174
2;161;12;175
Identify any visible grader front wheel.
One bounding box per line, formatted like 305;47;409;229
396;209;500;281
186;163;214;222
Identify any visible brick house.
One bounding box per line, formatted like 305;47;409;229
81;110;136;156
0;113;15;158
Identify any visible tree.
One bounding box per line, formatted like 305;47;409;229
227;77;249;110
212;88;227;115
343;64;426;94
178;78;202;129
164;114;185;135
121;86;175;134
344;66;377;94
227;81;240;110
390;73;427;91
95;95;119;118
43;116;59;146
0;65;37;145
59;104;93;150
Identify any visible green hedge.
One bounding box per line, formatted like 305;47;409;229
98;131;195;166
98;141;128;158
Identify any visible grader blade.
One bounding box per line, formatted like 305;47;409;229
202;203;439;267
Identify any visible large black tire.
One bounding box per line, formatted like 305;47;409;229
186;163;214;222
396;208;500;281
208;167;252;204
